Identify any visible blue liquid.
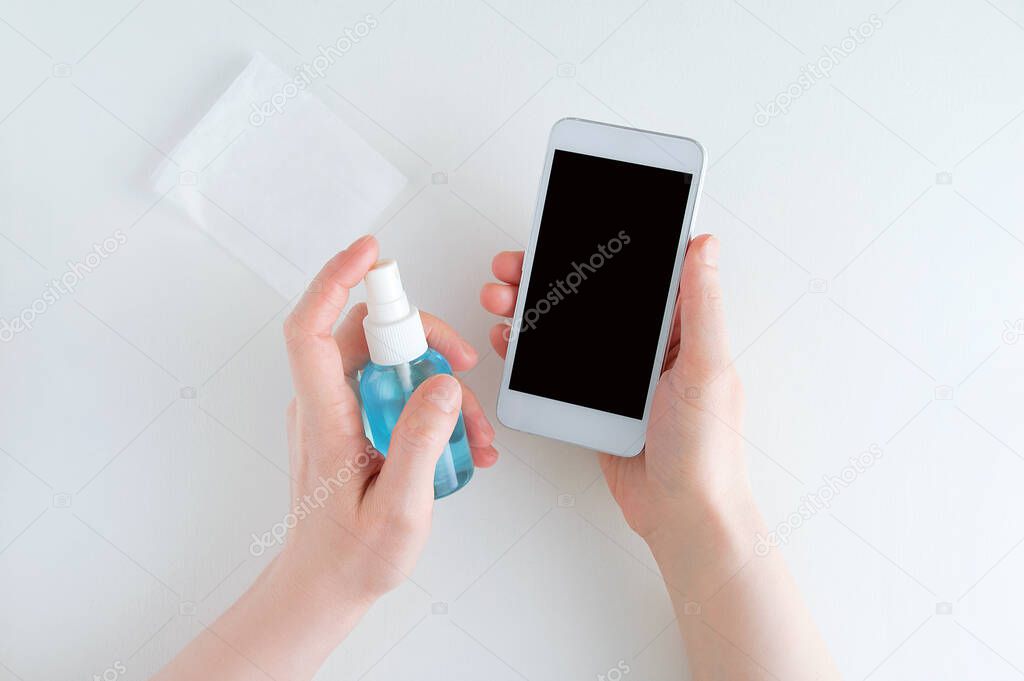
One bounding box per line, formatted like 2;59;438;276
359;348;474;499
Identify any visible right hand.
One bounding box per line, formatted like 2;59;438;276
280;235;497;609
479;235;752;548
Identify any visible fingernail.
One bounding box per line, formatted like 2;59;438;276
425;376;460;413
702;236;719;268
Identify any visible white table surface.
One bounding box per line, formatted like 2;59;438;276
2;1;1024;679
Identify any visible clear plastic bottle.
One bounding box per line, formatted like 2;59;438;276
358;260;474;499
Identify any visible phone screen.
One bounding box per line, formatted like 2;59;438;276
508;149;693;419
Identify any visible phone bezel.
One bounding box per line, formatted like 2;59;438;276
496;118;707;457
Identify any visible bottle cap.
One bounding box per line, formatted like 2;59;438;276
363;259;428;365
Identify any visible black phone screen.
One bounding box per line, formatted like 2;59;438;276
508;149;693;419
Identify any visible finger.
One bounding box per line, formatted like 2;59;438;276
334;305;495;463
284;235;379;420
472;445;499;468
334;303;372;376
422;311;478;370
660;290;684;373
480;283;518;317
489;322;510;359
492;251;524;285
460;382;494;447
674;234;732;382
460;382;499;468
335;306;479;376
374;374;463;508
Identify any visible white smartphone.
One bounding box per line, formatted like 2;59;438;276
496;118;706;457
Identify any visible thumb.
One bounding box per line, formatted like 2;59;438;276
374;374;462;508
674;234;732;383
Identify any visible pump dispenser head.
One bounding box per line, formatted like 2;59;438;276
363;259;428;366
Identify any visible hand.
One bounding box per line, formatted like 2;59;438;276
155;235;499;681
482;235;839;681
480;235;749;548
281;234;498;605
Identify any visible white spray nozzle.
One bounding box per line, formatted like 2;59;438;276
365;259;410;324
362;259;428;366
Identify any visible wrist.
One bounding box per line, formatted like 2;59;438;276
645;487;766;600
260;548;377;647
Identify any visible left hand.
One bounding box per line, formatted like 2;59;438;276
479;238;748;545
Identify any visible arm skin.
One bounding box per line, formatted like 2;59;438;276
481;235;840;680
647;491;838;680
151;553;372;681
153;235;499;681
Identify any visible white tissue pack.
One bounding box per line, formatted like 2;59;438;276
154;53;407;298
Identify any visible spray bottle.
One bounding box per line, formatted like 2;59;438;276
359;259;474;498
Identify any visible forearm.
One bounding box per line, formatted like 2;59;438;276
648;491;840;681
153;552;371;681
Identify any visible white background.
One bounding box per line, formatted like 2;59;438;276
2;1;1024;679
